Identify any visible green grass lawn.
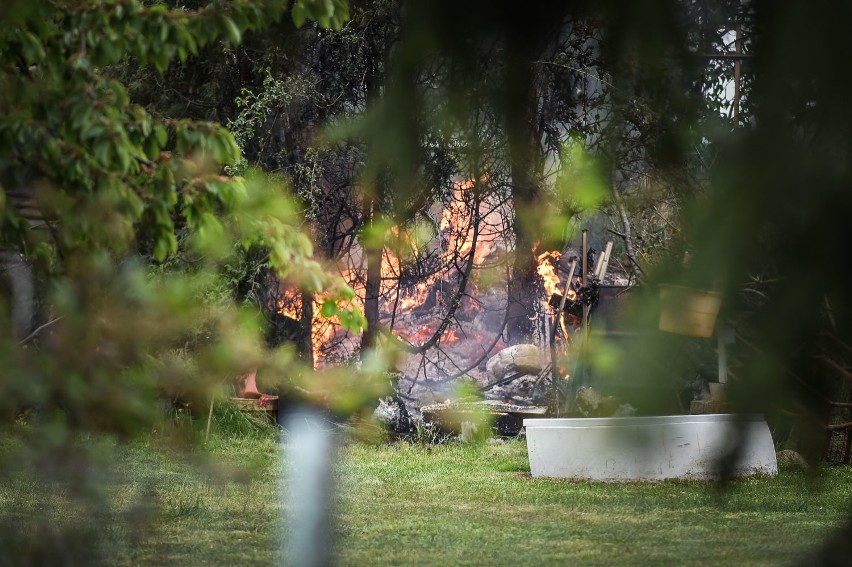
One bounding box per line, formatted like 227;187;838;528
335;441;849;566
3;427;852;566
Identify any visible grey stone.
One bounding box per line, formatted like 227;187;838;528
486;344;544;380
776;449;810;470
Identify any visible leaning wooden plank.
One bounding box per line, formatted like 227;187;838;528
554;259;577;327
593;249;605;279
595;241;614;280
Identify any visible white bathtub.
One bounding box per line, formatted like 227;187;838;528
524;414;777;481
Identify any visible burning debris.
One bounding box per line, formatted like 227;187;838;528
392;233;618;432
265;169;628;433
419;399;547;438
373;395;416;436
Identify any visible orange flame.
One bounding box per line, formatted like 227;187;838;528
535;249;562;298
277;290;302;321
304;176;511;366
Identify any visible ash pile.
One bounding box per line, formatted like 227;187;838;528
419;345;550;438
375;345;551;440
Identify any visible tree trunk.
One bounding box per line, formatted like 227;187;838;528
611;188;645;279
504;52;546;343
0;251;35;340
360;43;387;355
360;212;383;353
299;289;314;367
2;187;42;341
506;234;539;342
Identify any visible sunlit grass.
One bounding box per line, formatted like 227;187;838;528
335;441;847;566
2;423;850;565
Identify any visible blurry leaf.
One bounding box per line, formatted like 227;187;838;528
321;300;338;318
361;216;395;250
556;140;609;211
20;31;45;63
337;284;356;301
219;15;241;45
291;2;307;28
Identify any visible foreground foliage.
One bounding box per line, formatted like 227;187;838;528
0;1;369;559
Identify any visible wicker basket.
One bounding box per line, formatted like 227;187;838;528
231;396;278;423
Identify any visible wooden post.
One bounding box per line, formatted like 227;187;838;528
550;259;577;416
717;334;728;385
717;325;735;385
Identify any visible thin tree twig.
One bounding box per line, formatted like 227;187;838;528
17;316;65;346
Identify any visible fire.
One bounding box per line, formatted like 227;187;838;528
277;290;302;320
534;246;581;307
535;248;562;298
443;327;462;345
299;175;512;367
275;287;332;367
534;245;584;346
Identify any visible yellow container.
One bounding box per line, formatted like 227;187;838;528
658;285;722;338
